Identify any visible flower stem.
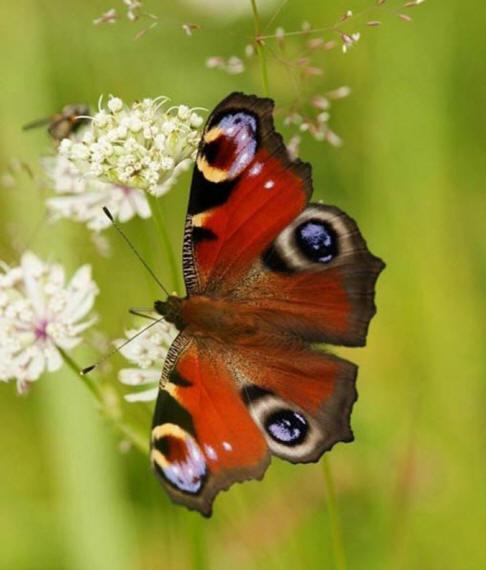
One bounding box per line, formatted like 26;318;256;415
323;456;347;570
59;348;149;455
147;193;182;295
250;0;270;97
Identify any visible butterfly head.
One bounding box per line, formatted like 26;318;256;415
154;295;185;330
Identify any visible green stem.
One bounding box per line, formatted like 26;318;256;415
190;514;208;570
250;0;270;96
59;347;101;399
59;348;149;456
147;193;182;295
323;456;347;570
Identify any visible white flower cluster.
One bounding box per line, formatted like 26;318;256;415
59;96;204;196
117;318;177;403
43;155;151;232
0;252;98;393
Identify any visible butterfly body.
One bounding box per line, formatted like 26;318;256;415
150;92;385;516
157;294;302;348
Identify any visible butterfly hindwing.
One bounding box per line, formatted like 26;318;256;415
237;203;385;346
233;344;357;463
183;92;312;296
151;334;357;515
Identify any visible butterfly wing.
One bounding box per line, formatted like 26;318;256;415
232;344;357;464
151;334;356;515
183;92;312;296
151;334;270;516
239;203;385;346
183;92;384;344
154;92;384;514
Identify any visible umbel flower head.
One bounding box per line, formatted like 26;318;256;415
59;95;204;196
43;154;151;231
117;317;177;403
0;252;98;393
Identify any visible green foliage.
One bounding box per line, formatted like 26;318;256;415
0;0;484;568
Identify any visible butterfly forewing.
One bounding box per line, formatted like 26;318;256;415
183;93;312;296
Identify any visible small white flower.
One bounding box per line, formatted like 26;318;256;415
93;8;118;26
275;26;285;41
178;105;190;120
43;154;152;231
116;318;178;402
341;32;360;54
60;96;203;196
0;252;99;393
205;55;245;75
107;96;123;113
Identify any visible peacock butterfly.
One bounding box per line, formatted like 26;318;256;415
151;92;384;516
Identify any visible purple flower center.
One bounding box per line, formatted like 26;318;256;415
117;185;133;196
34;319;49;341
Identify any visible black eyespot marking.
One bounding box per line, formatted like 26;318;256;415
203;136;238;171
262;245;294;274
192;226;217;243
295;219;338;264
241;385;273;404
152;431;207;495
153;435;171;456
265;410;308;446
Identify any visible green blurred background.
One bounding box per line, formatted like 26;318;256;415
0;0;484;569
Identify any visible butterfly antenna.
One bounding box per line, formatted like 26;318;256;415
103;207;170;296
81;315;166;375
129;308;158;321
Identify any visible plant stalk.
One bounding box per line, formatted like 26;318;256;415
147;193;182;295
323;456;347;570
250;0;270;96
59;348;149;455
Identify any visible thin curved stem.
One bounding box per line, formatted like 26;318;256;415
323;456;347;570
250;0;270;96
59;348;149;455
147;193;182;295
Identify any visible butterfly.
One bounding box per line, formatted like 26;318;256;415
151;92;384;516
23;103;90;142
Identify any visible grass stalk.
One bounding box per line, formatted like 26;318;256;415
59;348;149;455
250;0;270;96
323;456;347;570
147;193;182;295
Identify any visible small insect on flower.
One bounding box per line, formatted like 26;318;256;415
0;252;98;394
117;318;177;402
59;95;204;196
23;103;90;143
43;154;151;231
